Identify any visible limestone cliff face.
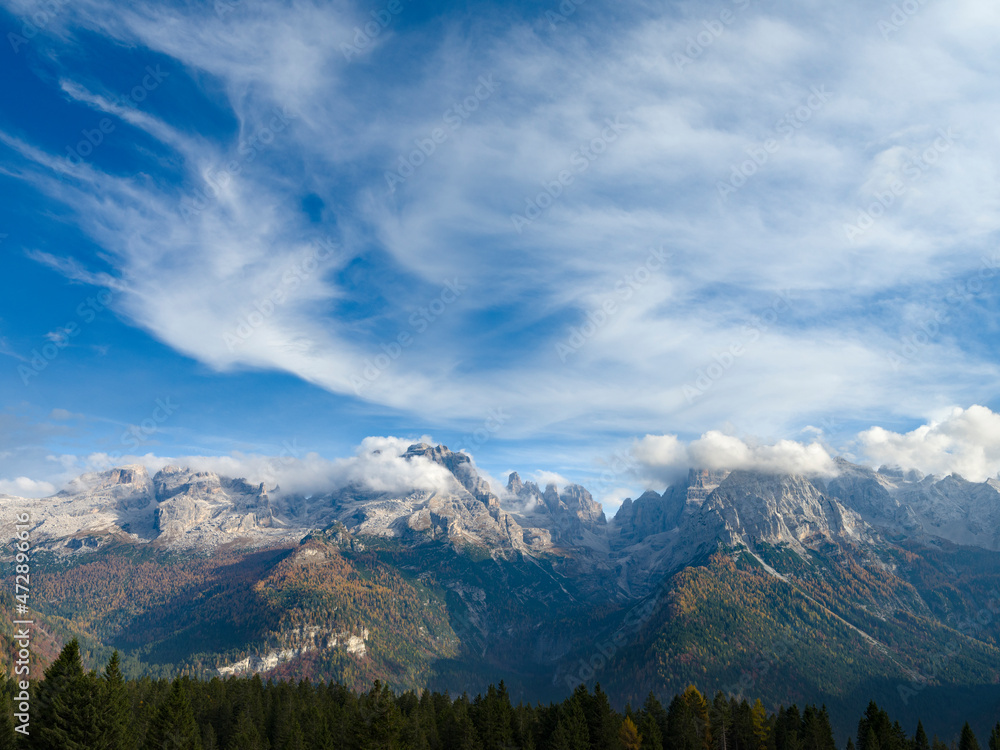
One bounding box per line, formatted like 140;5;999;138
4;446;1000;566
614;489;684;542
609;467;877;597
825;459;1000;550
697;470;871;553
57;464;155;512
216;626;370;678
324;444;532;557
152;466;275;540
504;472;606;549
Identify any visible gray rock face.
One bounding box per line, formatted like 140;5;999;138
152;466;275;540
699;470;870;552
504;473;606;548
404;443;499;511
3;446;999;581
315;445;532;558
825;459;1000;550
58;464;155;512
614;489;684;541
609;468;876;597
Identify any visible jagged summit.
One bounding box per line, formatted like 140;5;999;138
4;446;1000;562
404;442;498;509
506;471;523;495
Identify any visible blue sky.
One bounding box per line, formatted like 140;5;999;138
2;0;1000;507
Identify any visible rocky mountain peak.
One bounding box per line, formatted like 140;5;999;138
404;442;497;509
700;469;870;553
685;468;730;506
560;484;606;526
56;464;155;512
613;488;684;541
507;472;523;495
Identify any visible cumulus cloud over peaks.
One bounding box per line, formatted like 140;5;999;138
631;407;1000;489
857;405;1000;482
0;476;58;498
73;436;458;498
632;431;838;487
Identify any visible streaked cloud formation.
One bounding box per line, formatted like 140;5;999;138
1;0;998;495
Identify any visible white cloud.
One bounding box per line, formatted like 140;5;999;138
0;477;57;497
531;470;571;490
71;435;459;498
49;409;84;421
857;404;1000;481
631;430;837;487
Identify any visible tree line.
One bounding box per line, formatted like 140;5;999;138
2;639;999;750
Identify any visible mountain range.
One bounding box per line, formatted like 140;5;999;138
2;443;999;740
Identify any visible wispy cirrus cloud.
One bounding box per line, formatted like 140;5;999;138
0;0;998;455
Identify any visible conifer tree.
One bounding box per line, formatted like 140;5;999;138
861;725;880;750
643;693;669;743
0;706;18;750
143;678;203;750
818;707;838;750
639;709;664;750
561;696;591;750
959;724;981;750
551;721;573;750
750;700;769;750
988;723;1000;750
102;651;132;750
711;692;732;750
30;639;102;750
989;721;1000;750
669;689;710;750
582;684;618;750
282;721;306;750
913;722;930;750
225;709;265;750
620;717;643;750
474;683;513;750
